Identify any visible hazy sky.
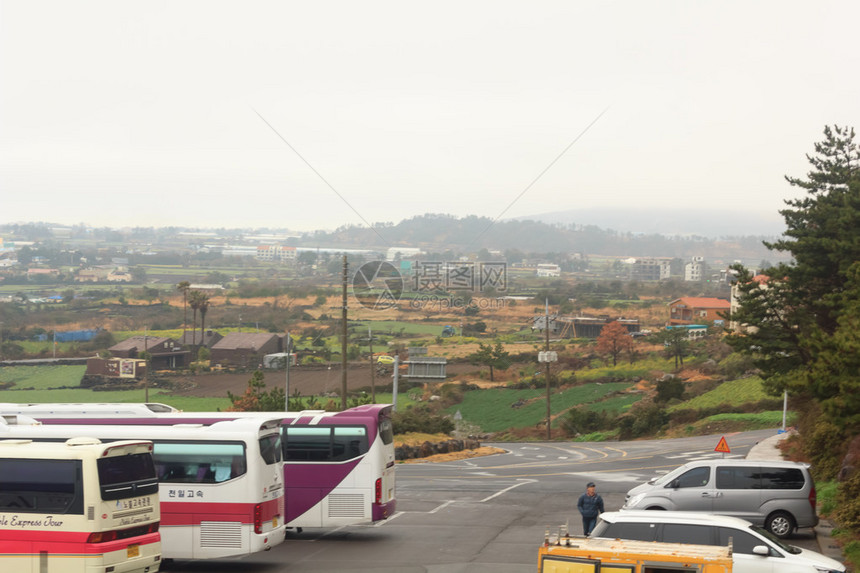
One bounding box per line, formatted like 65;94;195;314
2;1;858;234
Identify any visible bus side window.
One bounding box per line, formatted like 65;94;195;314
231;457;246;479
163;464;187;482
213;462;232;483
195;465;213;483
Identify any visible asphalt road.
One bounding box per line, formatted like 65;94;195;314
163;429;818;573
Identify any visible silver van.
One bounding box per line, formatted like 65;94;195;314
623;459;817;537
592;511;845;573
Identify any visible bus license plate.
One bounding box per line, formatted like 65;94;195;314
127;544;140;558
273;517;278;527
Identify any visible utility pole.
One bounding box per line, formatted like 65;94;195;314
392;354;399;412
284;331;292;411
144;327;149;402
368;326;376;403
544;299;551;440
341;255;348;411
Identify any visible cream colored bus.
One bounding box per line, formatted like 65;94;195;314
0;437;161;573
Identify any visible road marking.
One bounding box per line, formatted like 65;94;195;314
371;479;538;524
375;511;405;525
479;479;537;502
604;446;628;457
429;500;456;513
567;471;649;483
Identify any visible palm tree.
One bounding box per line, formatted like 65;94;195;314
197;293;211;348
188;290;205;346
176;281;191;343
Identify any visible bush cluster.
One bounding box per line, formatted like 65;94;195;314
392;404;454;435
617;400;669;439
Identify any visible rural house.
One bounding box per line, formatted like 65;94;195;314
667;297;730;326
209;332;283;368
180;329;223;348
108;336;191;370
532;315;640;338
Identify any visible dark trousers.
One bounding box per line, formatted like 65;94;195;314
582;515;597;536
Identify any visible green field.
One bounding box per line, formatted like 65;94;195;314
0;365;87;389
443;382;633;432
683;410;796;434
0;365;411;412
0;364;783;439
353;320;451;336
588;393;641;414
669;376;771;412
0;365;228;410
577;357;678;381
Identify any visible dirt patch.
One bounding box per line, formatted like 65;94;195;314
398;446;507;464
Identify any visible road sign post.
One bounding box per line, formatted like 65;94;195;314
714;436;731;458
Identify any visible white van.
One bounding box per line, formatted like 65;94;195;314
623;459;818;537
592;511;845;573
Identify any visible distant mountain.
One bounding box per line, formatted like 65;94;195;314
300;213;786;262
510;207;786;238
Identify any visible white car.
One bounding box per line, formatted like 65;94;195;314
591;510;845;573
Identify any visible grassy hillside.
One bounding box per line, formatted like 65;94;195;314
443;382;633;433
669;376;771;412
0;364;789;440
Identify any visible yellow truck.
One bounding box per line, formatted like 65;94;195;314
538;533;732;573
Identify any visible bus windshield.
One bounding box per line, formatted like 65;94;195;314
378;417;394;445
259;434;281;465
97;452;158;500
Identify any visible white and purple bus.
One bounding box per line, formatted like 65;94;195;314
0;403;397;529
0;415;285;560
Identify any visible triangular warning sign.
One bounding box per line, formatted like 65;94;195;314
714;436;731;454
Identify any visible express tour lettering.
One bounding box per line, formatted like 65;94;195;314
0;515;65;528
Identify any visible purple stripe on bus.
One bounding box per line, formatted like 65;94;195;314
373;499;396;521
284;460;361;522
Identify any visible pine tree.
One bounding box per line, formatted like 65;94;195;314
726;125;860;477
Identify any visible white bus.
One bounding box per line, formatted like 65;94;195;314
0;437;162;573
0;403;397;529
0;416;285;561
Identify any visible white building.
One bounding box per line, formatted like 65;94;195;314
536;263;561;277
685;257;706;282
256;245;297;263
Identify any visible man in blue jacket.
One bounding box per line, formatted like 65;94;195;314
577;481;604;536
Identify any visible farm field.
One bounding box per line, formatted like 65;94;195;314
668;376;770;411
443;382;634;433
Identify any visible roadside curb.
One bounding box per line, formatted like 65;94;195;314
746;430;847;565
814;519;847;564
